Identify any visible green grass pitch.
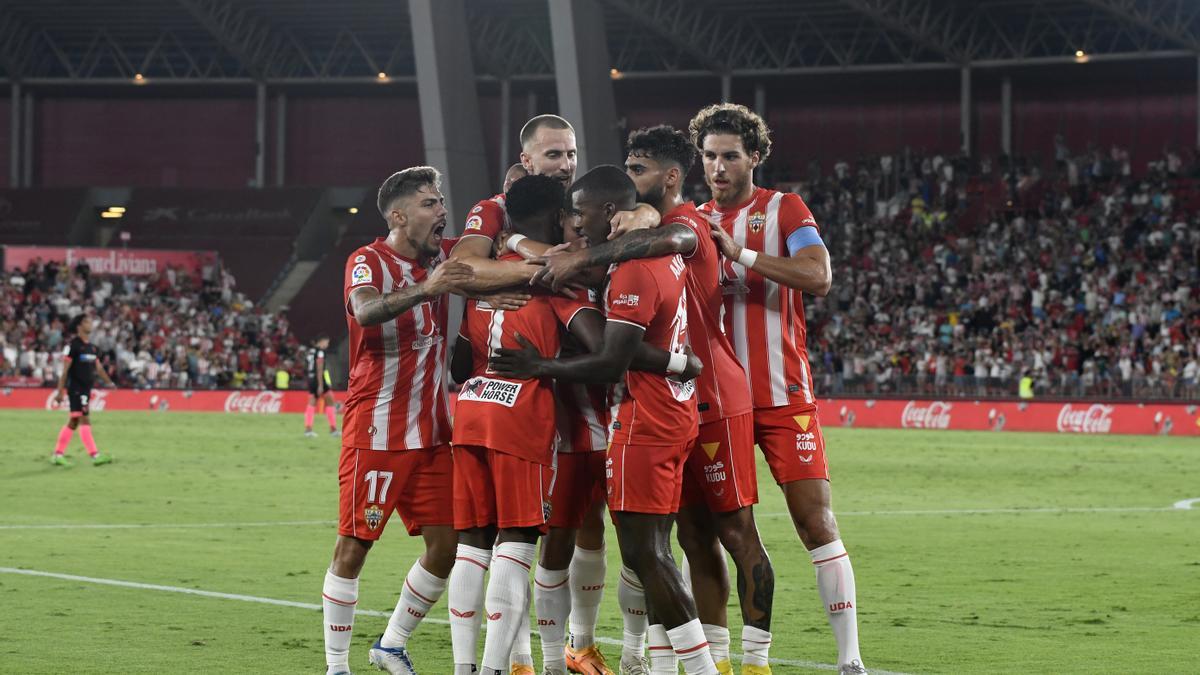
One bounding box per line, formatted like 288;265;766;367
1;409;1197;673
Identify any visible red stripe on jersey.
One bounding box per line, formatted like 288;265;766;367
700;188;818;410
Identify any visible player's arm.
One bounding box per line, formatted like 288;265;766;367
532;224;698;292
350;259;474;326
94;359;116;388
608;202;662;240
450;336;473;384
53;352;70;403
564;308;700;381
712;225;831;296
491;319;645;384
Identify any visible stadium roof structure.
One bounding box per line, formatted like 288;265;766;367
0;0;1196;86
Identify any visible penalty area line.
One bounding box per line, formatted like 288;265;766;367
0;566;912;674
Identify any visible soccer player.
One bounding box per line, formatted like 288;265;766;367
322;166;475;675
692;103;867;675
528;125;775;672
50;314;114;467
304;334;339;437
491;166;718;675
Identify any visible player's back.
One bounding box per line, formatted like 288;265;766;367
604;253;698;445
454;253;592;463
663;201;751;424
701;187;818;408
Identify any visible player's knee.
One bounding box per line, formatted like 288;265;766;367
796;509;839;549
717;510;765;561
539;529;576;569
331;536;372;577
676;521;717;557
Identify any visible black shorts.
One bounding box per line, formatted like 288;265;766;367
67;388;92;415
308;382;327;397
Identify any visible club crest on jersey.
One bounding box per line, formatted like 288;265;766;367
351;263;373;286
748;211;766;232
542;500;552;523
465;215;484;231
458;377;522;407
364;504;384;531
667;377;695;402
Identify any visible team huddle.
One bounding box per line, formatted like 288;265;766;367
322;104;867;675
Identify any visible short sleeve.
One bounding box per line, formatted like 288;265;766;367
778;192;819;241
63;342;75;361
604;260;660;329
461;198;506;242
662;211;708;261
344;248;384;314
549;294;597;329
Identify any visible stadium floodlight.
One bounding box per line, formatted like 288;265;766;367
377;72;388;81
100;211;123;219
107;206;126;213
1074;50;1089;63
133;73;146;84
348;207;359;214
609;68;623;80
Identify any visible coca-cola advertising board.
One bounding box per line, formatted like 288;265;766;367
3;246;218;276
827;399;1199;436
0;388;321;414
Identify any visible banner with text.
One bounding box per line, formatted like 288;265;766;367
3;246;219;276
0;388;325;414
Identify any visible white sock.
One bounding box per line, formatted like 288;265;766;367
535;565;570;670
702;624;730;663
382;560;447;648
480;542;536;670
618;566;648;660
450;544;491;670
811;539;863;668
568;545;606;650
648;624;678;674
741;625;772;667
510;602;532;666
322;569;358;670
667;618;718;674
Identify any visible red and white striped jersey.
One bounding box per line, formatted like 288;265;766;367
700;188;819;409
459;193;508;244
342;237;454;451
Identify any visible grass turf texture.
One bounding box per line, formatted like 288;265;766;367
1;409;1197;674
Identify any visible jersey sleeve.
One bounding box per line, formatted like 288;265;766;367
662;210;707;261
344;248;385;315
63;342;75;362
604;261;661;329
461;199;506;242
778;192;819;240
549;294;597;330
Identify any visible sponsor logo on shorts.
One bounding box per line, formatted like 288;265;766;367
465;215;484;231
701;442;720;460
794;414;813;431
364;504;384;531
704;460;727;485
748;211;766;233
351;263;373;286
458;377;523;407
796;430;817;463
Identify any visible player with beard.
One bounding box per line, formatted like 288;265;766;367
491;166;717;675
321;166;475;675
449;114;659;675
528;126;774;673
692;103;866;675
50;314;115;467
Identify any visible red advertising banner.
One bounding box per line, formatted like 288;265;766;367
0;388;326;414
3;246;218;276
823;398;1200;436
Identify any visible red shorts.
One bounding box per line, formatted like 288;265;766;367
680;412;759;513
753;404;830;483
338;445;453;540
453;445;553;532
605;441;690;515
548;451;606;529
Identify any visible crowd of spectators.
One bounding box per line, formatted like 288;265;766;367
0;259;312;390
788;144;1200;400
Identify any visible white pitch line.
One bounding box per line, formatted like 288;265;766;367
760;505;1191;518
0;520;335;531
1173;497;1200;510
0;566;911;674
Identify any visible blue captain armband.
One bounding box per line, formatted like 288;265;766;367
786;226;825;256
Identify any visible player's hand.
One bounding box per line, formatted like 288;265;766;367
475;289;532;311
530;249;587;293
670;345;703;383
489;333;544;379
52;389;64;405
424;260;475;296
608;203;659;240
710;223;743;261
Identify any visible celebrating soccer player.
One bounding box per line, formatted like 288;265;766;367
304;334;340;437
50;314;115;467
490;166;718;675
692;103;867;675
320;166;475;675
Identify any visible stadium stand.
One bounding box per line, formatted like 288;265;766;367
0;189;87;245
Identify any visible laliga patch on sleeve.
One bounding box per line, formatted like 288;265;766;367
351;263;373;286
465;215;483;231
354;254;366;263
471;205;483;214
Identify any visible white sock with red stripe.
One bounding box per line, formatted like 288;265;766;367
741;626;772;667
811;539;863;668
381;560;446;648
702;624;730;663
647;624;677;674
449;544;491;671
321;569;358;671
534;564;570;671
510;608;533;666
567;545;606;650
480;542;536;671
667;618;717;674
618;566;647;660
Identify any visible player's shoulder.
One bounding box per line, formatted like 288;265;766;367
662;202;705;229
464;195;506;231
347;243;378;266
